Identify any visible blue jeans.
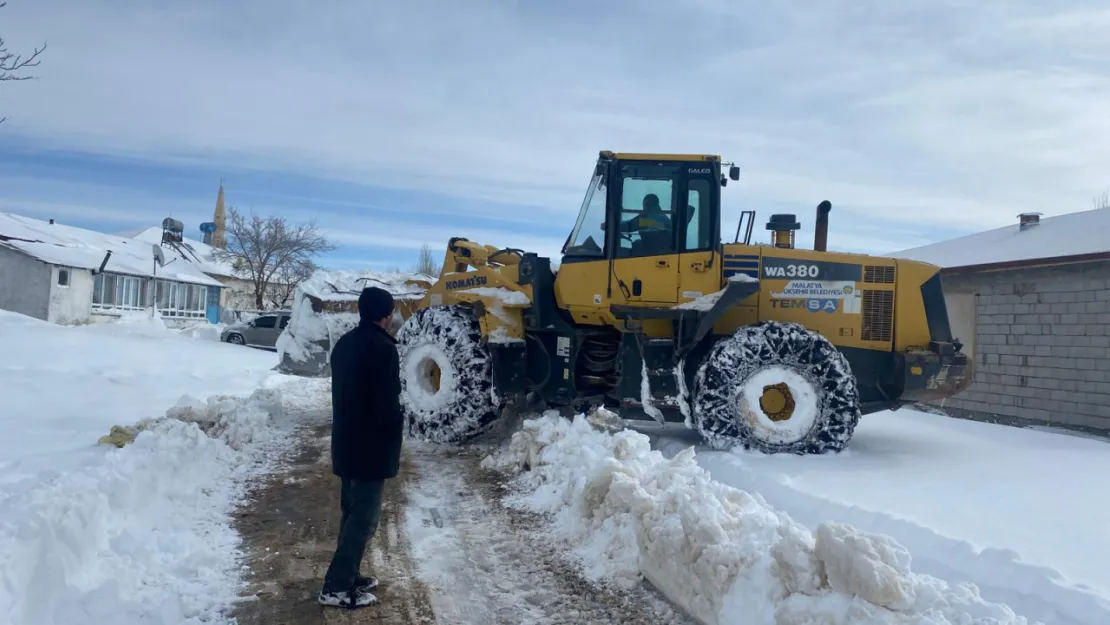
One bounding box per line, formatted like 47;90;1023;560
323;478;384;592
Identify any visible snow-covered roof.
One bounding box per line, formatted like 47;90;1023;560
130;226;238;278
0;212;224;287
298;269;434;301
891;207;1110;270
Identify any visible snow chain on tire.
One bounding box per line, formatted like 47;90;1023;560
692;321;861;454
396;305;504;444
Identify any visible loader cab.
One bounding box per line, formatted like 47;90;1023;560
562;152;727;261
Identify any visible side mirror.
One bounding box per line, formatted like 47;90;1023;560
729;165;740;181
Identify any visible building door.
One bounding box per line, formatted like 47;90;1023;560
206;287;221;324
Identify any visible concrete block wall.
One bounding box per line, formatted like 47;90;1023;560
936;260;1110;432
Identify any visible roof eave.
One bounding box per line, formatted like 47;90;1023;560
939;251;1110;275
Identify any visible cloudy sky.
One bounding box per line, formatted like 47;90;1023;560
2;0;1108;269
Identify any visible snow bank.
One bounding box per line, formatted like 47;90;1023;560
0;379;314;625
484;413;1033;625
692;410;1110;625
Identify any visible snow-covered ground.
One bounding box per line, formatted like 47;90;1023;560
0;310;321;624
488;412;1034;625
651;410;1110;625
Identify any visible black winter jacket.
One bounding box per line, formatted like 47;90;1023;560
330;321;404;481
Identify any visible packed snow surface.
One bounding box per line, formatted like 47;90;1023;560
0;310;277;484
670;409;1110;625
485;413;1032;625
0;309;327;624
0;212;222;286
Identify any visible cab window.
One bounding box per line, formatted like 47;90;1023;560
683;178;714;251
565;171;608;257
616;164;678;258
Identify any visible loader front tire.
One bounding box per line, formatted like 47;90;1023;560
396;305;504;444
692;321;861;454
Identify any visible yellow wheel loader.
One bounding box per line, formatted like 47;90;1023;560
394;151;971;454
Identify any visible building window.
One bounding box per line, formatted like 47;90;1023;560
57;269;70;287
92;272;148;311
91;272;208;319
153;278;209;319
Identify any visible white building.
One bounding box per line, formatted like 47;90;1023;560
129;226;260;312
0;212;224;326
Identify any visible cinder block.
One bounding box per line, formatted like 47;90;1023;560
1096;290;1110;302
1086;301;1108;313
1086;324;1107;336
1059;292;1079;303
1068;302;1087;314
1077;291;1096;303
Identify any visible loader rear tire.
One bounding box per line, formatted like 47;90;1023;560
692;321;860;454
396;305;504;444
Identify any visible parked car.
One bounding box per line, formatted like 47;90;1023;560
221;311;291;351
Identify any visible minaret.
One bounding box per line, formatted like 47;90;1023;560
211;181;227;249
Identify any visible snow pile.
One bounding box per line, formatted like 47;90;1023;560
278;268;432;374
674;289;726;311
461;286;531;307
484;413;1033;625
297;268;432;302
176;321;225;341
691;410;1110;625
275;287;351;368
0;383;303;625
729;273;759;283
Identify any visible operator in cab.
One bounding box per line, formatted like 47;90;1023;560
601;193;674;254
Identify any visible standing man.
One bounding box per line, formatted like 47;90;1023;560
318;286;403;609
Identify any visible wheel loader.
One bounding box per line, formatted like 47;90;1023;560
393;151;971;454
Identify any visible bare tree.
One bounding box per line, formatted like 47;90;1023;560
216;206;336;310
1094;189;1109;210
268;257;318;309
411;243;441;277
0;2;46;124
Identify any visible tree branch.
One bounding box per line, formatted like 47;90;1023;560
1;1;48;123
214;205;335;309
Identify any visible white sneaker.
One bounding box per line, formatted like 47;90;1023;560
317;587;378;609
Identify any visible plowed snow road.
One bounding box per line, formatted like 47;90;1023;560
232;416;694;625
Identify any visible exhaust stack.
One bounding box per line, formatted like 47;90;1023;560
814;200;832;252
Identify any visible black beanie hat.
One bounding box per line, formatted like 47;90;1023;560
358;287;395;322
